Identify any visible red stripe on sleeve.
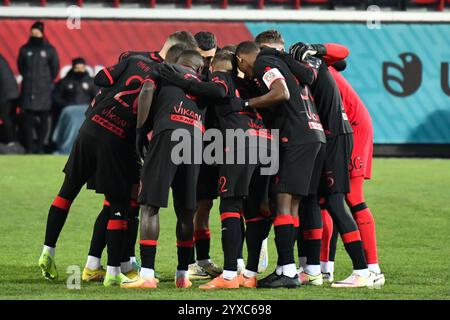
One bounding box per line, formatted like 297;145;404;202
140;239;158;246
150;52;163;63
220;212;241;221
212;76;229;95
52;196;72;211
177;240;194;247
273;214;294;227
304;228;323;240
323;43;350;65
341;230;361;244
103;199;110;206
107;219;128;230
103;67;114;85
143;77;157;89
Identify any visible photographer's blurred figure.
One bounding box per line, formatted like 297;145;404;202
52;57;97;154
18;21;59;154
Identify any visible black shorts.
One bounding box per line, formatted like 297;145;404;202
273;142;323;197
319;134;353;195
197;163;220;200
242;171;271;221
138;130;201;210
308;143;326;195
218;146;269;199
63;131;140;198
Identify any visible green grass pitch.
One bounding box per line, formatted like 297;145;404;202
0;156;449;300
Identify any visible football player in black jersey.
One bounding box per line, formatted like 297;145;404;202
288;41;376;288
81;44;187;283
187;31;223;280
160;50;275;289
257;31;377;288
235;41;326;288
124;50;221;289
38;55;158;287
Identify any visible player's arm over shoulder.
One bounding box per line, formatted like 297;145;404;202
185;72;229;99
94;59;129;87
249;58;290;109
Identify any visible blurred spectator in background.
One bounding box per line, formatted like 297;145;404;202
0;53;22;154
18;21;59;154
51;57;97;155
53;57;97;121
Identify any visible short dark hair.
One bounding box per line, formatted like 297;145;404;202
221;44;237;54
194;31;217;51
168;31;198;50
212;50;234;67
254;30;284;46
177;50;204;69
236;41;260;56
165;43;188;64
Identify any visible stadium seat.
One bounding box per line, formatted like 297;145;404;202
301;0;334;9
406;0;444;10
148;0;192;7
0;0;445;9
265;0;301;9
2;0;44;6
225;0;265;9
120;0;153;7
191;0;227;8
76;0;123;7
367;0;405;10
330;0;369;9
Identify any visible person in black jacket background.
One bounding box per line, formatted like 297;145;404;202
18;21;59;153
0;53;20;146
53;57;97;122
51;57;97;154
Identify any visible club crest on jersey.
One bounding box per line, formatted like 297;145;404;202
40;50;47;58
82;82;89;90
262;67;283;89
263;70;276;83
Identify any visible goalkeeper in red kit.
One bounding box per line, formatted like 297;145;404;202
319;61;384;287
